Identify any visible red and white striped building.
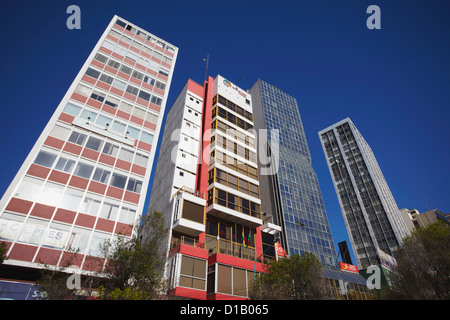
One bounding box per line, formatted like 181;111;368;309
0;16;178;276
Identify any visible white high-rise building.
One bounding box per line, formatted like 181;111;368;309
0;15;178;277
142;75;281;300
319;118;410;269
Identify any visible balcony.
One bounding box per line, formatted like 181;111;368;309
205;234;255;261
172;191;206;237
206;186;262;228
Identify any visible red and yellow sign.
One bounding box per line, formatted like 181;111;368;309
339;262;359;273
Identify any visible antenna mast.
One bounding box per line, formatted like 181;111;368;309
203;54;209;83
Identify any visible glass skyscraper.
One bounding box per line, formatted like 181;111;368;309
249;79;338;268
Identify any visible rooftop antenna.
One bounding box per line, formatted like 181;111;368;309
203;54;209;83
236;75;243;85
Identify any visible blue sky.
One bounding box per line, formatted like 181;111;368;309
0;0;449;265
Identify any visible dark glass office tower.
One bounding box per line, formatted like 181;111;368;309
319;118;410;269
249;79;338;268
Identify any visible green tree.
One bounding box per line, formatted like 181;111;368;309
0;241;7;264
253;252;331;300
98;210;169;300
37;211;169;300
376;221;450;300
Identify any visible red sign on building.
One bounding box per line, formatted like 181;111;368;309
275;241;288;258
339;262;359;273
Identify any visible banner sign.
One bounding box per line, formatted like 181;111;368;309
275;241;287;258
339;262;359;273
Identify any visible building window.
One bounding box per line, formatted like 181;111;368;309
111;173;127;189
104;96;119;108
68;131;87;146
75;84;92;97
33;151;57;168
85;67;100;79
138;90;151;101
92;168;111;184
74;163;94;179
63;103;82;117
155;81;166;91
126;85;139;96
118;148;134;162
99;73;114;85
143;75;155;86
115;19;126;28
85;136;102;151
107;59;121;69
90;90;106;103
179;256;206;291
102;142;119;157
134;153;148;167
127;178;142;193
119;207;136;225
132;70;144;80
100;202;119;220
54;157;76;174
151;96;162;106
112;79;127;91
120;65;132;75
140;132;153;144
94;53;108;64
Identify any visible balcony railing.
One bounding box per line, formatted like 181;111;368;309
170;234;198;250
205;234;255;261
171;185;205;200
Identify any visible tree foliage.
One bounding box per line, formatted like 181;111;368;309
99;211;169;300
0;241;7;264
376;221;450;300
253;252;331;300
36;211;169;300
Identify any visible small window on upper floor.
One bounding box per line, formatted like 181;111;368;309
109;29;121;40
94;53;108;64
125;25;137;34
115;19;126;28
75;84;92;97
85;67;100;79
